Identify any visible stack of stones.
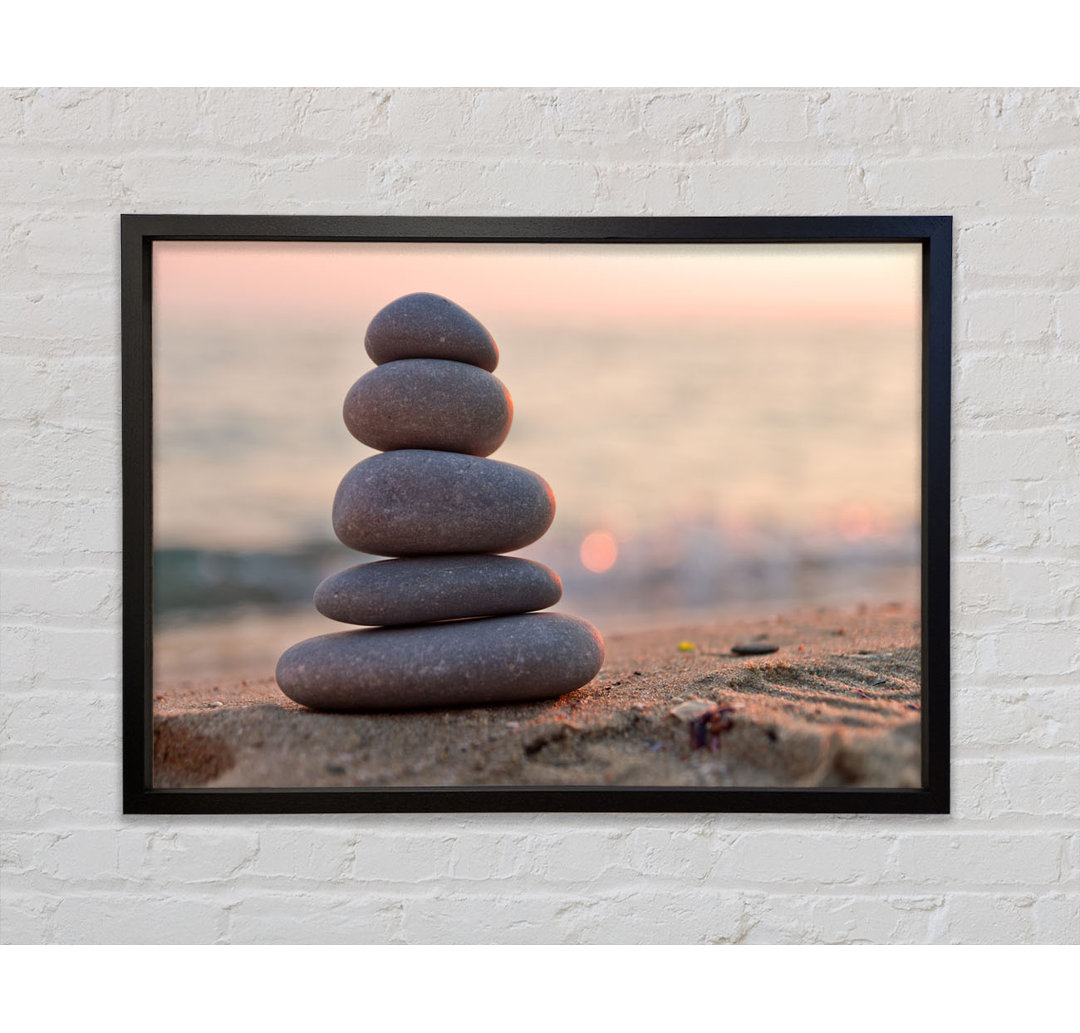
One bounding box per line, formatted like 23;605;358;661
276;293;605;712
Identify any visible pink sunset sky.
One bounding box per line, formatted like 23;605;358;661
153;241;921;333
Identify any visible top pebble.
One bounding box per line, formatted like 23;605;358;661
364;293;499;371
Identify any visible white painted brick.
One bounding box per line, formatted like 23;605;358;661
3;495;120;555
638;91;745;156
742;893;943;944
1;626;119;687
623;826;729;880
1068;834;1080;881
989;631;1080;678
17;88;115;144
0;331;116;359
349;831;455;883
1;762;118;827
717;831;893;886
3;86;1079;946
960;291;1056;343
464;159;604;215
890;834;1063;886
597;165;686;215
738;91;814;143
400;891;555;943
954;560;1062;621
247;154;391;206
294;89;392;148
833;89;1029;159
1053;290;1080;336
957;89;1080;149
103;88;213;146
245;828;353;882
447;825;557;881
686;162;859;214
5;427;120;499
951;759;999;820
950;630;979;681
997;758;1080;819
964;87;1080;149
3;286;119;340
955;428;1077;488
526;829;631;883
0;691;117;762
387;89;477;150
1029;149;1080;205
0;89;27;138
937;893;1037;943
547;91;659;161
816;89;908;148
1048;503;1080;549
468;90;564;157
226;892;407;944
864;156;1017;209
0;356;118;425
198;88;310;147
41;829;121;882
3;568;118;622
0;155;124;208
398;888;750;944
1;831;60;880
117;154;265;207
0;895;59;944
1033;894;1080;942
50;893;227;944
116;829;258;885
953;757;1080;822
959;218;1079;282
564;889;749;944
955;685;1079;751
24;214;117;275
957;353;1080;419
955;493;1054;552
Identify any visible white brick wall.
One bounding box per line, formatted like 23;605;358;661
2;87;1077;944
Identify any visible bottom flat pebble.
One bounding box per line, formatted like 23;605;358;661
276;612;604;711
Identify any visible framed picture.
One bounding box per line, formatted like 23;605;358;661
122;215;951;813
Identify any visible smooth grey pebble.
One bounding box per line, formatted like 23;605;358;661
314;554;561;626
276;613;605;711
332;449;554;556
731;642;780;655
365;293;498;371
343;358;512;456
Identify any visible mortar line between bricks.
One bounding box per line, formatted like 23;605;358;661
10;819;1080;836
15;881;1065;901
6;874;1073;893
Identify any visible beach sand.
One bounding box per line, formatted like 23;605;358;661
153;601;921;789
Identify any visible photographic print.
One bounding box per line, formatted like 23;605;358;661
123;216;950;813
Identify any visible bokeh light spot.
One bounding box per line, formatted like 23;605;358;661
580;530;618;573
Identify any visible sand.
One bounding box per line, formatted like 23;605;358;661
153;601;922;790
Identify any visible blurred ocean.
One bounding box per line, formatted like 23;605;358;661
154;317;920;629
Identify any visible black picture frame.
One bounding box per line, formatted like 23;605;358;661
122;214;951;815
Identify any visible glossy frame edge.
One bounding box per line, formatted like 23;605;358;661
121;214;951;815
